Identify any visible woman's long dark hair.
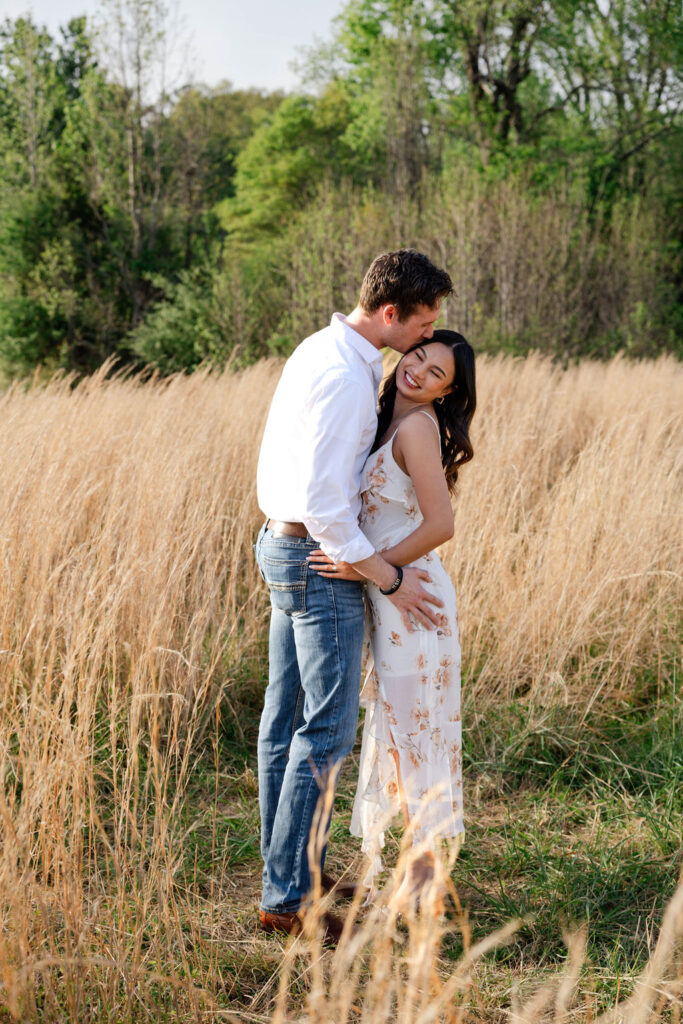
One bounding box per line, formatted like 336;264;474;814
375;329;476;492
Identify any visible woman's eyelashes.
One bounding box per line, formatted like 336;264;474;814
416;350;445;379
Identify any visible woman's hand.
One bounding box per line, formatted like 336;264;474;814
307;549;365;582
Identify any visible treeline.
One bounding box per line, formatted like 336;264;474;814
0;0;681;377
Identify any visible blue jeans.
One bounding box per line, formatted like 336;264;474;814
255;523;365;913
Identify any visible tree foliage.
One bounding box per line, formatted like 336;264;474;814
0;0;680;377
0;9;282;375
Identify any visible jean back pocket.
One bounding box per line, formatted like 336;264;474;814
256;536;309;615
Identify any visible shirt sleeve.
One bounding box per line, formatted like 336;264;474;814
299;374;375;563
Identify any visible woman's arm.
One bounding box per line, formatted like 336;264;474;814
379;413;454;567
307;412;453;580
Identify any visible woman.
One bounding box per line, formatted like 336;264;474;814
309;329;476;906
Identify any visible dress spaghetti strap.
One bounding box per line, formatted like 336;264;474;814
416;409;442;446
380;411;440;453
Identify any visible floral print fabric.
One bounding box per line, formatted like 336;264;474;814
350;425;464;884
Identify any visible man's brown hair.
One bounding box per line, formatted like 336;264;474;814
359;249;452;319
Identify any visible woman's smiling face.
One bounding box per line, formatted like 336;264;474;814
395;341;456;405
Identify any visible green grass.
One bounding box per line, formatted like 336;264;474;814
441;691;683;987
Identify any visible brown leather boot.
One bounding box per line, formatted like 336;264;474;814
259;908;348;946
258;909;302;937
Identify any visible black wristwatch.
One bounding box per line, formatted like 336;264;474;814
379;566;403;595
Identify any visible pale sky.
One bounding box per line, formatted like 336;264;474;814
0;0;346;92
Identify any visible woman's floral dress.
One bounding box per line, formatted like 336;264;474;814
351;415;464;884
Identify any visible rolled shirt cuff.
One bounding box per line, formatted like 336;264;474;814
302;518;375;564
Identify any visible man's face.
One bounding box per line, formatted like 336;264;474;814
380;300;441;353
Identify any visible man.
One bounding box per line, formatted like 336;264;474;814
255;249;453;942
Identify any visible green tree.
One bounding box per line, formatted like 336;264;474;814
0;16;81;373
218;88;358;237
167;83;284;265
0;16;63;188
302;0;440;197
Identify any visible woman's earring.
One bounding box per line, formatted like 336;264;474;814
436;396;445;405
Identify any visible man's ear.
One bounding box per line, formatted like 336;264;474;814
381;303;397;326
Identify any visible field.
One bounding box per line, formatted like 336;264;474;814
0;354;681;1022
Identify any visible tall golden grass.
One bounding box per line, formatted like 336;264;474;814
450;353;681;706
0;354;680;1020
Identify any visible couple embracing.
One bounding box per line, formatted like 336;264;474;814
255;250;476;943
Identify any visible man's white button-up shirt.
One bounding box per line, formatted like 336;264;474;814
257;313;384;564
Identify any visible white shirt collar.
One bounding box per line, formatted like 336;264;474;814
331;313;383;379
